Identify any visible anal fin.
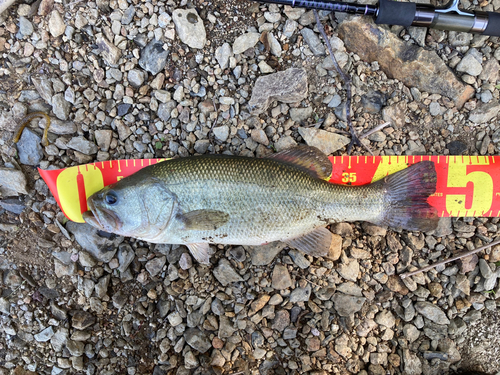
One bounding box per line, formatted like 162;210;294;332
284;227;333;257
187;243;212;265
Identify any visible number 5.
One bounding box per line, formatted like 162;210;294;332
445;158;493;215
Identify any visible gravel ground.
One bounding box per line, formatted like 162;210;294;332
0;0;500;374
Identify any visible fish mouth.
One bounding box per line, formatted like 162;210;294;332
83;199;122;234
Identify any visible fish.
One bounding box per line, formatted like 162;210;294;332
83;146;438;264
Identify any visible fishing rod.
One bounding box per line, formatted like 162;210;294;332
254;0;500;36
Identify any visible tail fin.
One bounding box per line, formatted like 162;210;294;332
377;161;438;232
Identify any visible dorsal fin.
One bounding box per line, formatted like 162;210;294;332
267;146;332;180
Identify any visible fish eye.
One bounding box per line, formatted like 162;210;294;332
105;191;118;205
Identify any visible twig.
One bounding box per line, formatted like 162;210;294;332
360;122;391;139
313;10;373;156
400;238;500;279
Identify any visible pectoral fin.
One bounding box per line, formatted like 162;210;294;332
285;227;333;257
182;210;229;231
187;243;212;265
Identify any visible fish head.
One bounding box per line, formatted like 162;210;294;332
83;176;177;240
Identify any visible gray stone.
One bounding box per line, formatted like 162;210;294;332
139;40;169;75
271;264;292;289
172;9;206;49
67;136;97;155
72;310;96;330
338;17;474;108
274;136;297;152
248;68;308;115
403;324;420;343
289;284;311;302
179;253;192;270
215;43;232;69
213;125;229;142
288;249;311;269
332;293;366;316
34;326;54;342
48;10;66;37
338;259;359;282
16;128;43;166
246;242;286;266
52;93;71;120
94;130;113;152
290;107;313;122
456;48;483;76
184;328;211;353
301;28;325;55
66;222;122;263
66;340;84;356
298;127;349;155
233;32;260;54
375;310;395;328
469;102;500;124
117;243;135;272
402;348;422;375
213;259;243;286
96;34;121;66
127;69;147;88
32;76;53;104
145;256;166;277
0;297;10;315
479;258;493;279
121;5;135;24
18;16;34;37
51;328;69;352
415;302;450;325
157;101;176;121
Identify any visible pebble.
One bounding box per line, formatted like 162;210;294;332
172;9;207;49
414;302;450;325
145;256;166;277
16;129;43;166
456;48;483;76
332;293;366;317
0;167;29;195
34;327;55;342
301;28;325;56
52;94;71;120
139;40;169;75
48;10;66;37
215;42;232;69
298;127;350;155
271;264;292;289
213;125;229;142
184;328;211;354
213;259;243;286
233;32;260;54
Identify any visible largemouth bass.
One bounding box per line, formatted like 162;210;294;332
83;146;438;264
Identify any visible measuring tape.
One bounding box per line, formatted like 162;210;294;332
39;155;500;223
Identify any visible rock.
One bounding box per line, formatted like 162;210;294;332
382;101;407;128
179;253;192;270
233;32;260;54
116;243;134;272
403;348;422;375
0;197;25;214
213;125;229;142
246;242;286;266
48;10;66;37
301;28;325;55
139;39;169;75
34;327;54;342
375;310;395;328
72;311;95;330
274;136;297;152
338;259;359;281
66;340;84;357
415;302;450;325
249;294;271;315
0;297;10;314
52;93;71;120
479;258;493;279
456;48;483;76
127;69;147;88
145;256;166;277
289;284;312;302
32;76;53;104
66;136;98;155
18;16;34;37
290;107;312;122
96;34;121;66
332;293;366;316
362;222;387;236
272;310;290;332
248;68;308;114
94;130;113;152
50;328;68;352
66;222;122;262
298;127;349;155
271;264;292;289
215;43;232;69
469;102;500;124
16;129;43;166
172;9;206;49
447;140;467;155
213;259;243;286
251;128;269;145
184;328;211;353
361;90;386;113
338;17;474;108
288;249;311;269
